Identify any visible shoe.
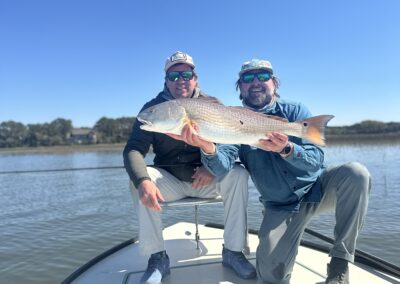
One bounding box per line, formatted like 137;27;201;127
222;245;256;279
325;258;349;284
140;251;170;284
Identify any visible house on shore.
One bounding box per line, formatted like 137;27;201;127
66;128;97;144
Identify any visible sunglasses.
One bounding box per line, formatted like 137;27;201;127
166;71;195;82
240;71;272;83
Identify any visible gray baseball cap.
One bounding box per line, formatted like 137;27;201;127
239;59;273;75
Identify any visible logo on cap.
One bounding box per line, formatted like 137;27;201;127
164;51;195;72
170;52;187;62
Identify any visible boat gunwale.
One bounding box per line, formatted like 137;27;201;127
61;238;137;284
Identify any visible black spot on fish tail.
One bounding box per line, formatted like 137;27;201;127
239;120;244;125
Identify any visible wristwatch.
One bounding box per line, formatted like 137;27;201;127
279;142;292;156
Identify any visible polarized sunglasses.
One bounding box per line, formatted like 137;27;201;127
240;71;272;83
166;71;195;82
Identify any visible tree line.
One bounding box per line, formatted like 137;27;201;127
326;120;400;136
1;117;399;148
0;117;135;148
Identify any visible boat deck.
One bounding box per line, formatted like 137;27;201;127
66;222;400;284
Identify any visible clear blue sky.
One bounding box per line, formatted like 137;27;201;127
1;0;399;127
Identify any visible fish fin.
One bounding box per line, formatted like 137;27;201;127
188;121;199;135
182;112;200;136
301;115;334;146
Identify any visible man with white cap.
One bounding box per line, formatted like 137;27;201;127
193;58;371;284
123;51;256;283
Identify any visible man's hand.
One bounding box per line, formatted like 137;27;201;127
258;132;289;153
138;180;165;211
167;123;216;154
192;166;215;189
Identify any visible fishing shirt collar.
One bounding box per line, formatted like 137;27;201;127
161;84;201;101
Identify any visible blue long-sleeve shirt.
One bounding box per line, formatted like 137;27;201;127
201;99;325;212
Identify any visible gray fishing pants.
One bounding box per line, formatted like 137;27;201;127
130;164;249;256
256;162;371;284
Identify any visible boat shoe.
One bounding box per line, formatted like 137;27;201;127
222;245;257;279
140;250;171;284
325;258;349;284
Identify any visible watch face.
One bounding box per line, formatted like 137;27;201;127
284;145;291;154
282;144;291;154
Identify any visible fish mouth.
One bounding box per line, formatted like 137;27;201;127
137;117;152;127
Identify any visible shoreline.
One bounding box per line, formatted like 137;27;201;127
1;134;399;154
0;143;125;154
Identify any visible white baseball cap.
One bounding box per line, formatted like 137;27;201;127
164;51;195;72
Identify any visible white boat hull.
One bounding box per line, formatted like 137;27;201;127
64;222;400;284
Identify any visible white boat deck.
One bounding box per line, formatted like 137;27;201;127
67;222;400;284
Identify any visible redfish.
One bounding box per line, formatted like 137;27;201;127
137;97;334;146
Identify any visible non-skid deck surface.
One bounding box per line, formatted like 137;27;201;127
72;222;399;284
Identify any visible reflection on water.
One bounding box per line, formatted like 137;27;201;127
0;142;399;284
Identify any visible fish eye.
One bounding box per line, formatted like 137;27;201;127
303;122;308;127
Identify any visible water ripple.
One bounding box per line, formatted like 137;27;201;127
1;145;399;284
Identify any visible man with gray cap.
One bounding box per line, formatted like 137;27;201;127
186;58;370;283
123;51;256;283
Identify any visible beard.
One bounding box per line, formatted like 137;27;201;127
243;86;274;109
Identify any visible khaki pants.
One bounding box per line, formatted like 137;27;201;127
130;164;250;256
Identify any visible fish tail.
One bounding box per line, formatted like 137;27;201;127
301;115;334;146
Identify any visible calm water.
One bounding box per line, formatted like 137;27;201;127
0;142;399;284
